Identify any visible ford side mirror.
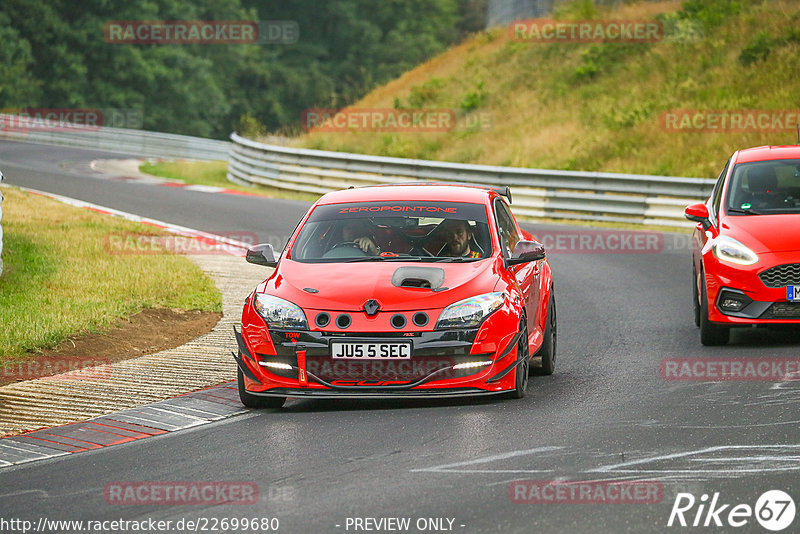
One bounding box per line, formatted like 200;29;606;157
246;243;278;267
507;240;545;265
685;203;711;229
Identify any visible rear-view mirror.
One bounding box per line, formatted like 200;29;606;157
507;240;545;265
246;243;278;267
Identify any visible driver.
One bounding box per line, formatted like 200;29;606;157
340;219;380;255
438;219;481;258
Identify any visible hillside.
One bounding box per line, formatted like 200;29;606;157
295;0;800;178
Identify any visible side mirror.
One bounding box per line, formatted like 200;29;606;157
246;243;278;267
507;240;545;265
685;203;711;228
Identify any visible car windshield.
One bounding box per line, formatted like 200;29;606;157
289;200;493;262
726;159;800;215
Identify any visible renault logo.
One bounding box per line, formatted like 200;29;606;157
363;299;381;316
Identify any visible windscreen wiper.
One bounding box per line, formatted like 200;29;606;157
343;256;422;262
728;207;763;215
427;256;481;262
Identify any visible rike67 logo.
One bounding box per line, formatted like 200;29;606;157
668;490;796;531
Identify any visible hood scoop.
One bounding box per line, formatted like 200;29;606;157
391;266;445;290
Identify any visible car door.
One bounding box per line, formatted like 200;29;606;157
694;159;730;290
494;198;539;337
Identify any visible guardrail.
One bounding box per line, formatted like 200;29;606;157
0;114;712;228
228;133;713;228
0;115;229;161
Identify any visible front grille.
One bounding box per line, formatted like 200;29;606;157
760;264;800;288
306;348;478;383
760;302;800;320
267;329;479;384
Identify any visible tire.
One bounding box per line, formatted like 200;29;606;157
237;366;286;409
511;317;530;399
693;263;701;327
535;289;557;376
699;277;730;346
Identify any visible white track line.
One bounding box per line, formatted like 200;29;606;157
411;447;563;473
7;184;252;253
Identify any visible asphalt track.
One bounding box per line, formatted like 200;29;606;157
1;141;799;533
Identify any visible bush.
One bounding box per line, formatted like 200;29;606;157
679;0;743;30
739;32;775;66
572;43;644;82
407;77;447;108
553;0;598;20
656;12;704;44
237;113;267;139
460;81;486;110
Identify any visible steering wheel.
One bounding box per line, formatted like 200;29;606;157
404;235;434;257
408;245;433;257
322;241;367;259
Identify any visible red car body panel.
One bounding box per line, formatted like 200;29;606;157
237;184;554;399
691;145;800;327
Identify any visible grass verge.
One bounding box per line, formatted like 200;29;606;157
0;186;222;361
139;160;321;202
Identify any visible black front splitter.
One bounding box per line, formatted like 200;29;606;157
246;388;508;399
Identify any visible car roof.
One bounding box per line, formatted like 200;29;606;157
316;183;501;205
733;145;800;164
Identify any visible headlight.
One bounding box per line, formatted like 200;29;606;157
712;236;759;266
436;292;505;329
253;294;308;329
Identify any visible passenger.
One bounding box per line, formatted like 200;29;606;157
438;219;481;258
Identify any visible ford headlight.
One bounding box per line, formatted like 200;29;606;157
436;292;505;329
712;236;758;266
253;294;308;329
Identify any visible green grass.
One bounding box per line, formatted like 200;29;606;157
139;160;321;202
293;0;800;179
140;160;233;188
0;187;221;360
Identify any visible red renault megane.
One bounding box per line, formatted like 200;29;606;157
233;183;557;407
686;145;800;345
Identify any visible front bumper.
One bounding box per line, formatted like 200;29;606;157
234;324;522;397
704;250;800;325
